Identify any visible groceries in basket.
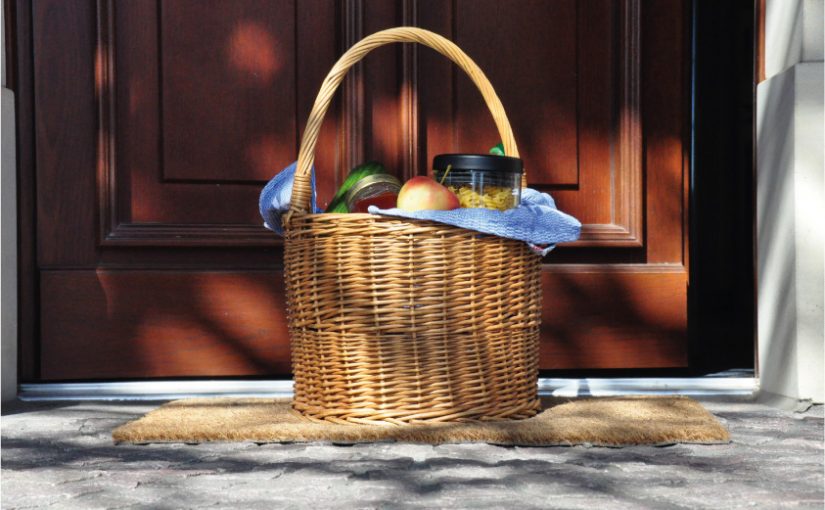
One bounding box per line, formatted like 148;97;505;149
397;176;460;211
325;160;462;213
322;143;523;213
345;173;402;213
433;153;523;211
324;161;388;213
259;154;580;254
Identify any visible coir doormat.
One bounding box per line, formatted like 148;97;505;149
112;396;729;447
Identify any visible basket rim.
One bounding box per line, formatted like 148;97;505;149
283;211;501;237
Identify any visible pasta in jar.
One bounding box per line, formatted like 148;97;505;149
433;154;523;211
448;185;517;211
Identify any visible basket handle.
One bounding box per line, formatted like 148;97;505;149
286;26;521;223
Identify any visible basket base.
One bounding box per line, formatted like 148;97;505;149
292;398;542;426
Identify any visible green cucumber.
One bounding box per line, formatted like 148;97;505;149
324;161;386;213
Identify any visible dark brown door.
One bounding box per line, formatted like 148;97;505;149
13;0;688;380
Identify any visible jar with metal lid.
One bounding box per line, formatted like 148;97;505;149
432;154;523;211
344;173;402;213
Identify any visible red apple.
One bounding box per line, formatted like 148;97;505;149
397;176;460;211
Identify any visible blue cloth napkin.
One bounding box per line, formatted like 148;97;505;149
258;161;319;235
259;161;581;255
367;188;580;255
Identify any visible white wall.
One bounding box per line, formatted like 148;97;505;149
802;0;824;62
757;0;824;403
1;6;19;403
765;0;805;77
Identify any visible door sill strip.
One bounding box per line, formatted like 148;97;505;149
18;376;758;401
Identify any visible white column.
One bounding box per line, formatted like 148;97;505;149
757;0;824;403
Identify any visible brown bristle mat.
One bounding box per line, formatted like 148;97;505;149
113;396;730;447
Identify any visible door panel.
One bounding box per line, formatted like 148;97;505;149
159;0;297;183
454;0;579;186
20;0;689;380
41;270;291;379
540;265;687;369
100;0;339;245
418;0;643;247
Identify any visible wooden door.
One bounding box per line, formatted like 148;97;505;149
12;0;689;381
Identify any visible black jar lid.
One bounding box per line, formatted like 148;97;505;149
433;154;523;174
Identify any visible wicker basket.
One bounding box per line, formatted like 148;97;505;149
283;27;542;425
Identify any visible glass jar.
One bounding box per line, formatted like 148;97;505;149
344;173;402;213
432;154;523;211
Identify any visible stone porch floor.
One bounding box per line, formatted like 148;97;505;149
1;398;823;509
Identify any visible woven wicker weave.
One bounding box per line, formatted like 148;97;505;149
283;27;542;425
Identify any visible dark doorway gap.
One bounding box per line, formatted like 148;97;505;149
687;0;756;375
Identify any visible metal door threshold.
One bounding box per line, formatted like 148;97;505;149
18;373;757;401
